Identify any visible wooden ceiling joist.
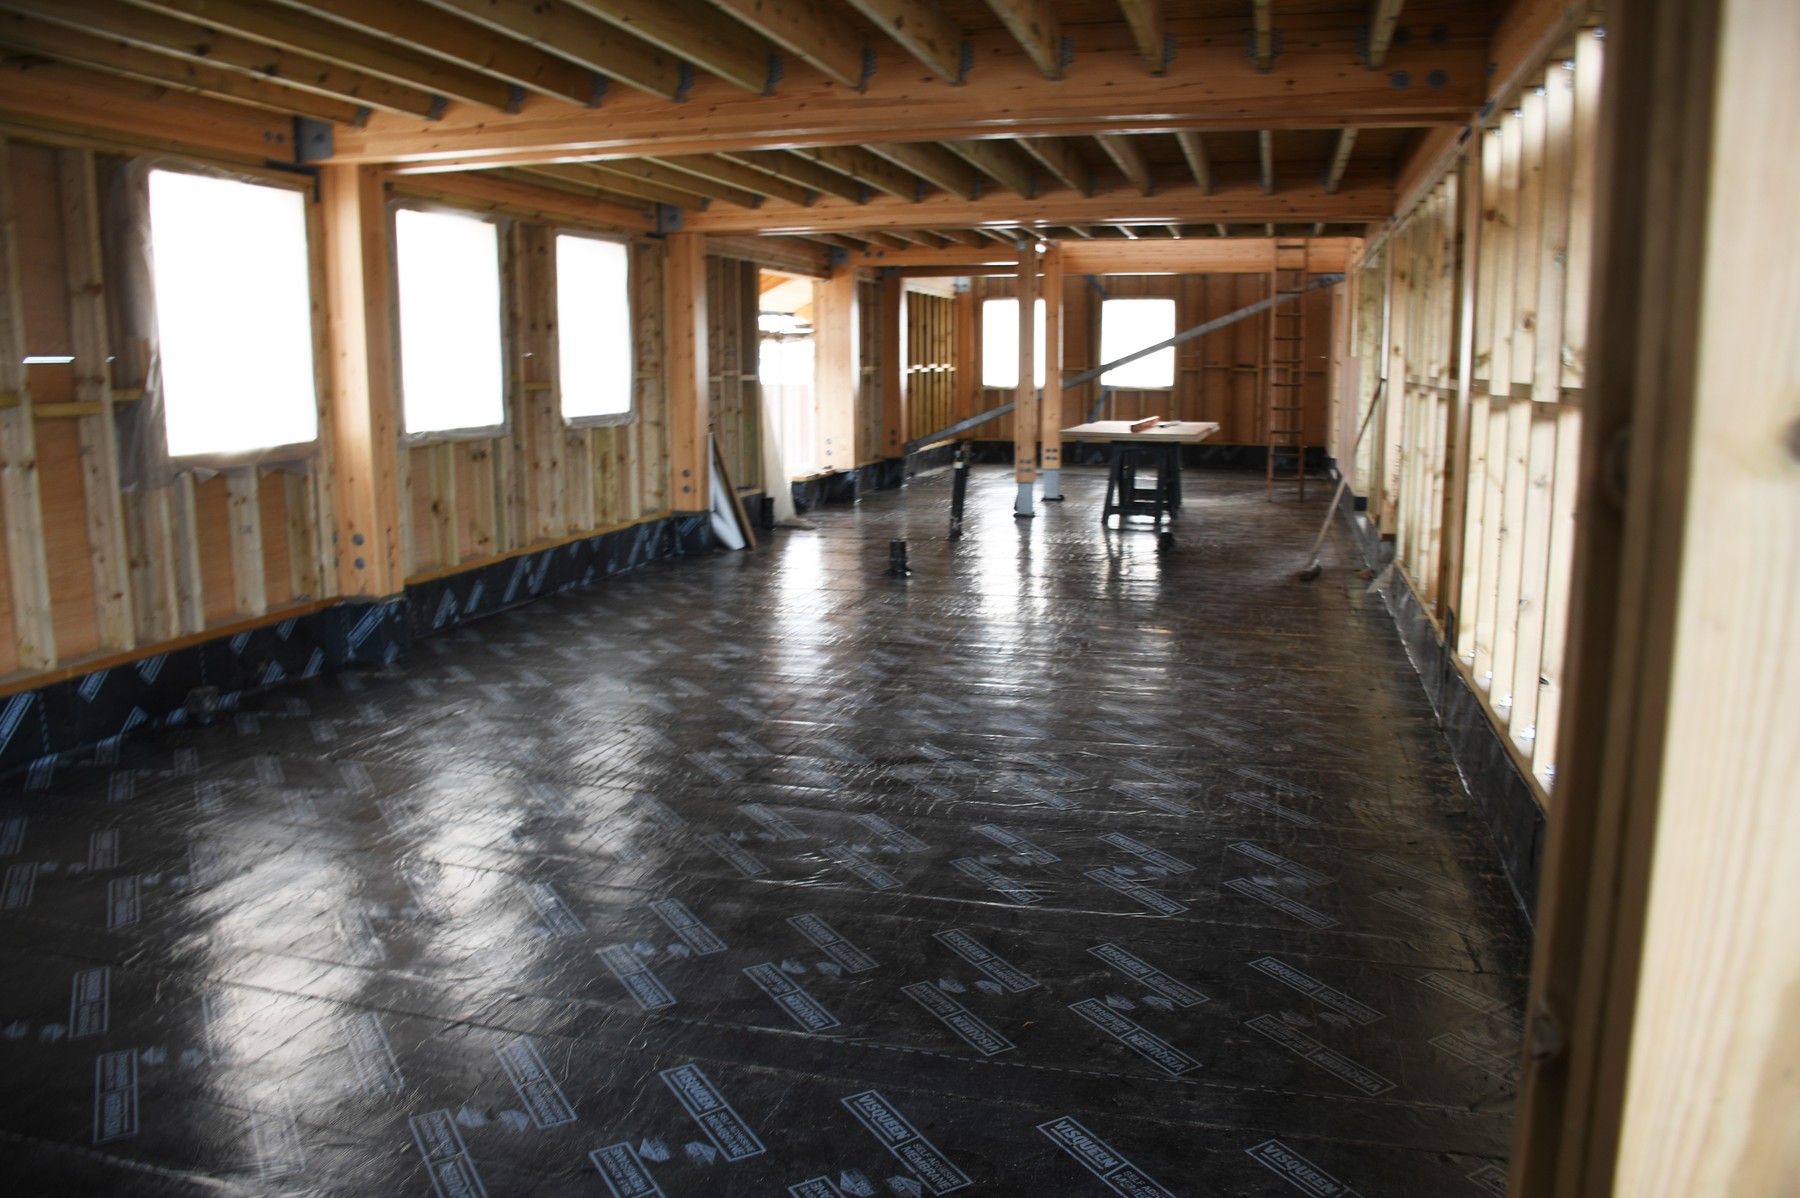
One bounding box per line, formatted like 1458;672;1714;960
1094;133;1152;196
942;139;1036;198
1115;0;1169;74
649;154;813;205
1251;0;1276;72
0;11;373;126
1258;129;1275;193
1174;131;1212;193
1018;136;1088;193
591;158;763;206
723;149;865;203
840;0;967;85
11;0;444;118
1365;0;1408;69
1324;127;1358;194
268;0;605;108
791;145;920;200
981;0;1066;81
558;162;710;207
698;0;870;91
120;0;520;111
501;165;664;211
933;229;983;247
562;0;777;95
417;0;686;102
865;142;979;201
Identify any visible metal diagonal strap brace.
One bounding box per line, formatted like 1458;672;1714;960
901;272;1345;454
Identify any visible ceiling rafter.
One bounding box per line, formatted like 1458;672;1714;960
505;164;681;209
1174;131;1212;193
1018;137;1088;192
865;142;980;201
120;0;518;111
840;0;967;85
269;0;603;108
942;139;1036;198
980;0;1066;80
1365;0;1407;69
1324;128;1358;194
0;11;372;125
589;158;763;207
10;0;443;117
791;145;921;200
696;0;870;90
418;0;686;102
722;150;866;204
1115;0;1169;74
562;0;778;95
1251;0;1276;72
1094;133;1152;196
527;162;706;207
649;154;813;205
933;229;984;247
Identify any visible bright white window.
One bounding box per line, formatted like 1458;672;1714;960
980;297;1045;389
147;170;317;456
1100;297;1177;389
555;234;632;420
395;208;504;435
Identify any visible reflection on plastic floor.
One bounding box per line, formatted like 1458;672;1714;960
0;466;1528;1197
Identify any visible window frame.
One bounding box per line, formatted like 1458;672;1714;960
1098;296;1179;391
552;227;638;430
143;162;327;465
389;200;512;445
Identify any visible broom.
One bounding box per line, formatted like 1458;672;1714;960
1298;378;1386;582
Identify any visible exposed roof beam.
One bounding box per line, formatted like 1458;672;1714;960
686;180;1393;233
418;0;685;102
0;11;372;125
1324;127;1358;194
696;0;870;90
12;0;442;117
843;237;1359;273
1018;137;1088;192
791;145;920;200
1258;129;1275;193
588;159;762;207
332;34;1485;165
120;0;517;110
269;0;603;108
395;169;655;229
504;165;676;209
1174;131;1212;193
942;139;1036;198
722;150;865;203
562;0;777;95
1058;224;1094;238
1252;0;1276;72
889;230;945;247
1115;0;1169;73
860;229;910;249
865;143;979;200
560;163;715;207
934;229;984;246
1094;133;1152;195
1116;224;1139;239
980;0;1066;80
840;0;967;85
1365;0;1407;69
649;154;813;205
976;228;1015;244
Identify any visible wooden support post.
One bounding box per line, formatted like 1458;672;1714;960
319;164;403;599
953;286;976;428
0;138;54;671
1013;240;1038;517
813;263;859;474
224;467;267;618
664;230;709;512
57;148;133;651
517;225;565;539
170;473;205;633
1038;242;1065;500
879;268;903;462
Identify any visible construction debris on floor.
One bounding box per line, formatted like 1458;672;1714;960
0;466;1528;1197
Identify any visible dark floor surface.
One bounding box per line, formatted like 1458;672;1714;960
0;465;1526;1197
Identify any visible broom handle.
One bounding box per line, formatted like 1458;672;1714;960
1303;378;1388;563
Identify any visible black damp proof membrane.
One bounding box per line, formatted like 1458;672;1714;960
0;467;1528;1197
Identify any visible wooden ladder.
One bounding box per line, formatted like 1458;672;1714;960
1265;239;1310;500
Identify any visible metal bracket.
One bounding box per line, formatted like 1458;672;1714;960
292;117;334;164
655;204;684;233
825;245;849;267
764;52;784;95
956;41;974;85
858;46;877;92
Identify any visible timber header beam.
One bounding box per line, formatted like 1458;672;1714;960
836;236;1358;274
329;33;1484;166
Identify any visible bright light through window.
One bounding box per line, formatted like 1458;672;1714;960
1100;298;1177;388
980;297;1045;389
555;234;632;420
396;209;504;434
147;170;317;456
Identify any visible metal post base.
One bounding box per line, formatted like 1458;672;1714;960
1040;468;1063;501
1014;481;1035;518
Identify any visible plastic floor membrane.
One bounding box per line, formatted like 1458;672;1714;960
0;466;1528;1197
